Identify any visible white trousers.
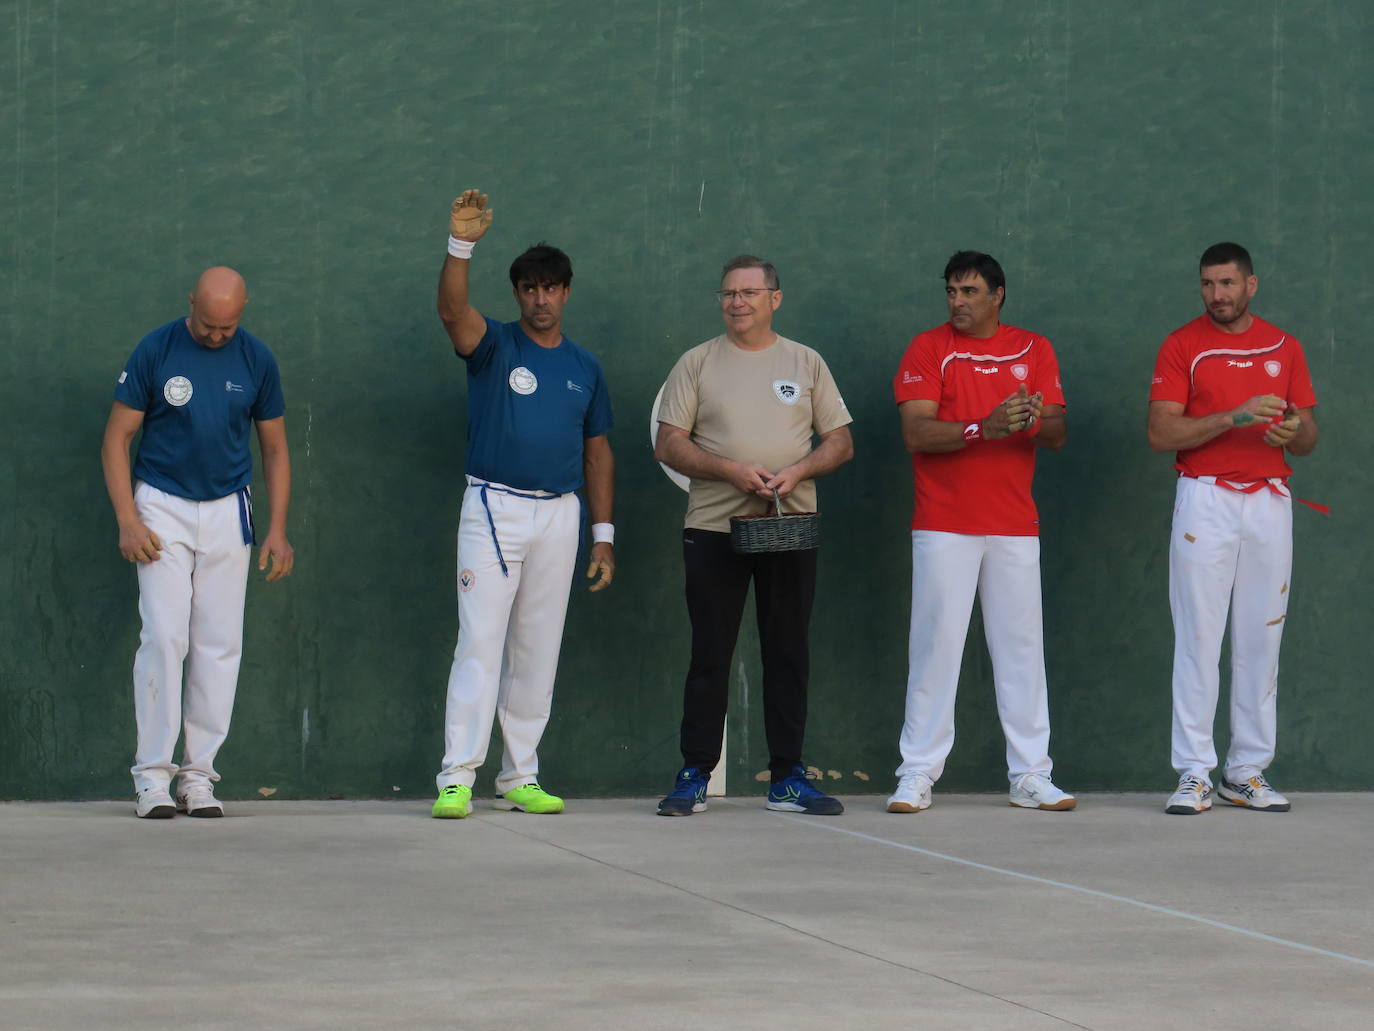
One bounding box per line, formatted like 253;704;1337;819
130;482;251;794
437;480;580;793
896;531;1054;784
1169;476;1292;781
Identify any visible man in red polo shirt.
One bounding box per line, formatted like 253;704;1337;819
1148;242;1319;815
887;251;1075;814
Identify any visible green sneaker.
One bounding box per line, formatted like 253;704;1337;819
495;783;564;814
432;784;472;819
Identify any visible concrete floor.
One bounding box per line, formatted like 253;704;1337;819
2;793;1371;1030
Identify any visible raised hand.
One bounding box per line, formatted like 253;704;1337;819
449;189;494;241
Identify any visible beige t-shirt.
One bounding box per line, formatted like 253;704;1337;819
658;334;852;532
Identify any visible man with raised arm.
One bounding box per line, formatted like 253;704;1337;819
431;190;616;820
653;255;853;817
887;250;1075;815
1148;241;1319;816
102;266;294;819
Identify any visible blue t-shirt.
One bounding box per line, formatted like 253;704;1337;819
114;318;286;502
461;318;613;494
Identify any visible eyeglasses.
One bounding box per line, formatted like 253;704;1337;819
716;288;777;303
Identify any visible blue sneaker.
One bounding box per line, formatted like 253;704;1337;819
657;767;709;816
766;765;844;815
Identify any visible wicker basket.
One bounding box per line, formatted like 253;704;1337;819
730;489;820;553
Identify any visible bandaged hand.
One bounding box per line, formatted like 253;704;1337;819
1263;404;1301;447
449;189;494;240
985;384;1035;439
1231;393;1285;429
586;542;615;592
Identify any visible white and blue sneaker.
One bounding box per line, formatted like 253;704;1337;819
766;765;843;815
657;767;709;816
175;782;224;818
135;788;175;819
1165;774;1214;815
1218;773;1290;813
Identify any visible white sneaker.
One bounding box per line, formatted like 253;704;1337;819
135;788;175;819
1009;773;1076;811
1165;774;1213;814
886;772;933;813
1218;774;1290;813
175;783;224;818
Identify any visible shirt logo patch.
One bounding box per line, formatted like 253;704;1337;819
459;568;476;592
1011;363;1029;381
118;371;127;384
1265;360;1282;377
773;380;801;405
566;379;584;393
509;367;538;395
973;365;999;375
1226;360;1253;369
225;380;244;392
163;376;193;407
902;370;923;383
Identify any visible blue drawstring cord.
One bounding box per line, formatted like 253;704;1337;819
476;480;565;578
479;483;509;577
236;487;256;546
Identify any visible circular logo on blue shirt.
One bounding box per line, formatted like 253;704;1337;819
163;376;193;407
509;367;538;395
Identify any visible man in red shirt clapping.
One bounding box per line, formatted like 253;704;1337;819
1148;242;1319;816
887;252;1076;815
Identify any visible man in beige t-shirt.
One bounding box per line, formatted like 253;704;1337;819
653;255;854;817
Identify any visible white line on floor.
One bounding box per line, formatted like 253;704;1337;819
767;813;1374;970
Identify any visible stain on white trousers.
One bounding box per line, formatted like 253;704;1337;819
896;530;1054;785
1169;475;1292;781
437;480;580;793
130;481;250;794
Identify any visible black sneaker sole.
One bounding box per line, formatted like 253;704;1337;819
1218;782;1290;812
1218;796;1290;813
137;805;175;819
657;802;706;816
184;807;224;818
1164;803;1211;815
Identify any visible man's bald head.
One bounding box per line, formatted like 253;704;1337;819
187;266;248;348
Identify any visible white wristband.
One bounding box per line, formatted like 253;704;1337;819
591;523;615;545
447;235;475;259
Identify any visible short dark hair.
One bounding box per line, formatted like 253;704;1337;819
1199;241;1253;277
720;254;780;290
509;243;573;289
943;251;1006;305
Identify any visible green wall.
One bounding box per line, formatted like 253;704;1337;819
3;1;1368;799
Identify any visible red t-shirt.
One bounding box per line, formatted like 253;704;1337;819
893;323;1065;536
1150;314;1317;481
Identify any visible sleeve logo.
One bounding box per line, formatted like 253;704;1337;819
163;376;193;406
